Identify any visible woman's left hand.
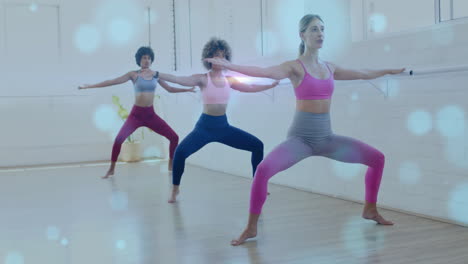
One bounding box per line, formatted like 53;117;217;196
188;87;197;93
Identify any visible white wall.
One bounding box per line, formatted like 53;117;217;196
338;15;468;225
0;0;181;167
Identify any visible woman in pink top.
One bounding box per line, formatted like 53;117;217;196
159;38;279;203
207;14;405;245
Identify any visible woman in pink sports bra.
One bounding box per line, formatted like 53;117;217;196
159;38;279;203
207;14;405;246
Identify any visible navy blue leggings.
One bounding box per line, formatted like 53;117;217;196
172;114;264;185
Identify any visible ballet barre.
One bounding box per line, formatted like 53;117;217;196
396;64;468;77
351;64;468;98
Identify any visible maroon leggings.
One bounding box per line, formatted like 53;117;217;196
111;105;179;162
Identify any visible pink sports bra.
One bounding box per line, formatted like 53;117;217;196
295;59;334;100
201;72;231;104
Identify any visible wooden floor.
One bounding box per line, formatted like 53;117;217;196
1;160;467;264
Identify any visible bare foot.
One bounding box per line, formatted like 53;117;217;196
168;159;173;172
168;188;179;203
102;169;114;179
231;228;257;246
362;206;394;225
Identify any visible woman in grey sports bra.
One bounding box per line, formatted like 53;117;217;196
79;46;195;178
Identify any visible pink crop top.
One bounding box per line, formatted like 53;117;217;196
295;59;334;100
201;72;231;104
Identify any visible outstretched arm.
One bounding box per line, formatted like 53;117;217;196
158;79;196;93
78;71;133;89
330;63;405;80
159;73;203;87
204;58;293;80
227;76;279;93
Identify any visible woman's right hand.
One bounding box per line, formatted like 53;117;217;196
271;80;280;88
389;68;406;75
78;84;90;90
204;58;231;68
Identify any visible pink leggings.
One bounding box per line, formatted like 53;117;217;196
250;112;385;214
111;105;179;162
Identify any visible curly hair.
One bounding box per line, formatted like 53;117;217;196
201;38;232;70
135;46;155;66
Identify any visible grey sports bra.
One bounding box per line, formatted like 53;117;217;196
134;70;158;93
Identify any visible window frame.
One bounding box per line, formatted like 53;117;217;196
359;0;468;42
